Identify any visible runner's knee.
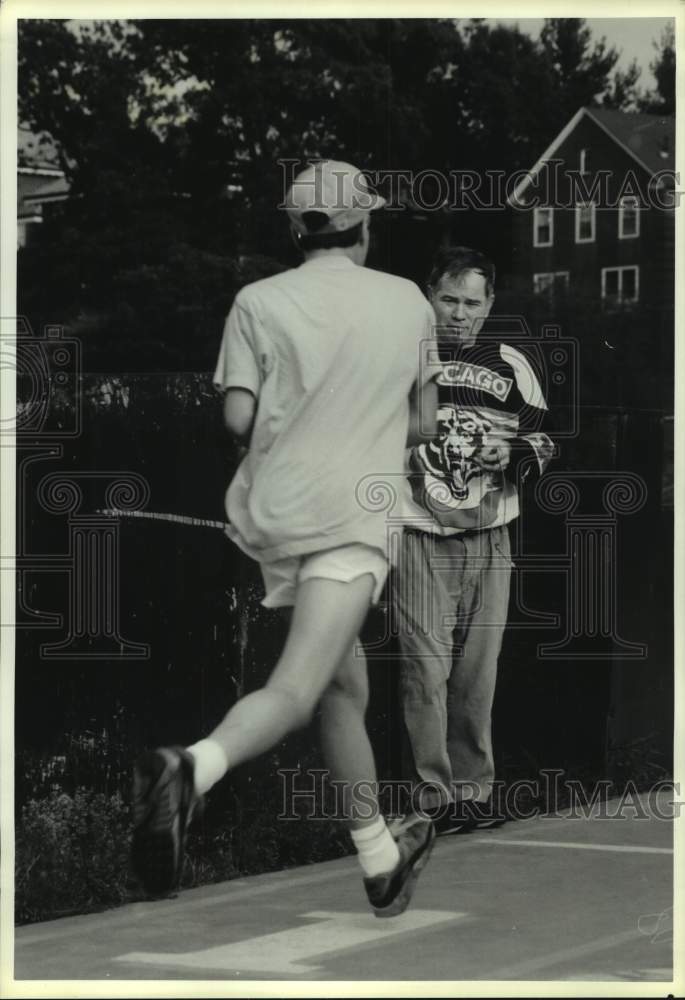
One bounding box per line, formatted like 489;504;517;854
322;661;369;713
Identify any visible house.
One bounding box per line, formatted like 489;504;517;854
18;128;70;248
507;107;675;312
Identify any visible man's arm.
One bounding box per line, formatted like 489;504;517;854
214;291;263;449
223;387;257;444
407;377;438;447
494;343;555;483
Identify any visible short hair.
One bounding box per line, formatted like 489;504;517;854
297;211;364;251
427;246;496;298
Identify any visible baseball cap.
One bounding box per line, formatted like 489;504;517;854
285;160;386;235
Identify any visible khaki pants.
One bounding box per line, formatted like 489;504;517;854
392;525;512;807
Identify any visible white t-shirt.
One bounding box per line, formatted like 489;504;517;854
214;254;438;563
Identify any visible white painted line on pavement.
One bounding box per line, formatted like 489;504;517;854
114;908;465;976
15;858;359;945
471;837;672;854
489;928;671;980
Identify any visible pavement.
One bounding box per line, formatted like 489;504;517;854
10;794;678;993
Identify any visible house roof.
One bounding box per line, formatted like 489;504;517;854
589;108;675;173
509;106;676;205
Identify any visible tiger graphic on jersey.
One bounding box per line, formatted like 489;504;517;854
406;338;553;533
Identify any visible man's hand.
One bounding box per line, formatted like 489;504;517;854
474;440;511;472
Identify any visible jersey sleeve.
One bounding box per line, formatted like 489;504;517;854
515;430;555;482
500;343;555;483
213;294;263;397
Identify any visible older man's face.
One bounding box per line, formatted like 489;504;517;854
429;269;493;347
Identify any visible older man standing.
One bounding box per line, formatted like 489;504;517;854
393;246;554;834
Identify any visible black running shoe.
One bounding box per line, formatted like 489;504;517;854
462;798;509;830
431;809;473;837
364;813;435;918
425;798;509;834
131;746;199;896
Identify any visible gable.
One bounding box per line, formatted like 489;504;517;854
509;108;675;207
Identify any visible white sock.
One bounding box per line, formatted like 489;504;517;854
187;738;229;796
350;816;400;878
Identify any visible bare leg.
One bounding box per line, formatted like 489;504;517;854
319;641;379;830
207;574;375;770
133;572;435;907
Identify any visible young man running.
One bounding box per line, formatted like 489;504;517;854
132;160;440;917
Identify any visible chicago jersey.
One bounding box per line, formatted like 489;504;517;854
406;336;554;534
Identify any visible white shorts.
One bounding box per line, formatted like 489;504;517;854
260;544;389;609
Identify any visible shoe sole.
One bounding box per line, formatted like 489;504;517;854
131;749;193;896
469;816;508;830
435;821;473;837
373;821;436;919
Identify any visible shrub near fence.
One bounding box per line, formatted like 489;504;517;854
15;373;673;923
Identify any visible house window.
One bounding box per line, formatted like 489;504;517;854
618;196;640;239
575;202;596;243
533;271;570;302
579;148;588;175
533;207;554;247
601;266;639;306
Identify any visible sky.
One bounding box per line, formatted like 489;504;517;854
492;17;673;89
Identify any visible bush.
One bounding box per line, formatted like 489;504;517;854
14;740;355;925
15;788;131;924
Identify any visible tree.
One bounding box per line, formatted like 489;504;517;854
18;20;171;195
17;17;662;370
602;60;641;110
18;18;468;324
129;19;463;197
437;21;553;174
539;18;630;114
640;24;675;115
17;21;275;368
433;19;639;177
19;17;640;228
